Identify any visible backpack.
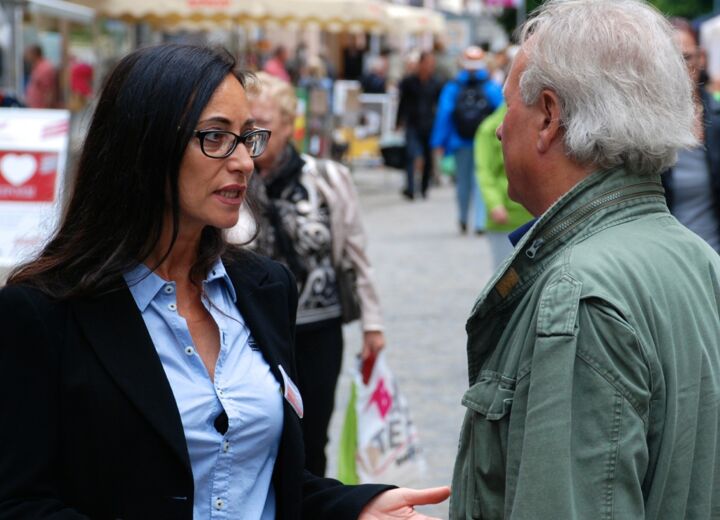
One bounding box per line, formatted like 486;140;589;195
451;77;494;139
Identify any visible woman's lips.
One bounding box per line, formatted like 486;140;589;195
213;186;245;205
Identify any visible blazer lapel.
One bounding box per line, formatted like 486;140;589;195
72;287;191;469
227;257;307;516
226;259;294;387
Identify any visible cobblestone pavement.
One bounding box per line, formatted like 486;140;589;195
325;165;497;518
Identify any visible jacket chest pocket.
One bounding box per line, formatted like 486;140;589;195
454;372;515;520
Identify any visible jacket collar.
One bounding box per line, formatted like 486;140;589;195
72;252;290;471
467;167;668;326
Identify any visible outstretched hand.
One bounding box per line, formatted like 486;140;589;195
358;486;451;520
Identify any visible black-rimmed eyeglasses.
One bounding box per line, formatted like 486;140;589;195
194;128;272;159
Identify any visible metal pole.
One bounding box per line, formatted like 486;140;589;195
0;0;27;98
13;1;24;99
0;0;25;97
516;0;526;29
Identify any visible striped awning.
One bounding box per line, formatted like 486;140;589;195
71;0;444;34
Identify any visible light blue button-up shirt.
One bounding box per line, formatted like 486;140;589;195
124;260;283;520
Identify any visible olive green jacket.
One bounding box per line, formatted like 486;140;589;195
451;167;720;519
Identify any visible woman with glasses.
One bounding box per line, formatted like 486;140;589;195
0;44;448;519
229;72;386;478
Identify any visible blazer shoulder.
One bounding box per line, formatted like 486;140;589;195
0;283;68;344
224;250;294;287
0;283;60;315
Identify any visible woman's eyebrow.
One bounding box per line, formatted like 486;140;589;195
197;116;256;130
197;116;232;126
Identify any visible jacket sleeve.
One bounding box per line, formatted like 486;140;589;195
507;283;650;519
0;286;90;519
484;79;505;111
329;161;385;332
302;470;394;519
430;81;456;151
474;107;506;212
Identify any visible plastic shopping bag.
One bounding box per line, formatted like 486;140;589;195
337;352;426;486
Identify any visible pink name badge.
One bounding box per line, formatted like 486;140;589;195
278;365;304;418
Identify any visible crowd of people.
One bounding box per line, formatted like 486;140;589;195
1;0;720;518
0;44;94;110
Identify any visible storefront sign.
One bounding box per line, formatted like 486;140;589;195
0;108;69;274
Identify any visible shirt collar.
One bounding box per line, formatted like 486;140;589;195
123;258;236;312
205;258;237;303
123;263;166;312
508;218;538;246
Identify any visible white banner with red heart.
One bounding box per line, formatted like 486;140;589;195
0;108;69;273
1;154;38;187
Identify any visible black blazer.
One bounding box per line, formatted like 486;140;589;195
0;253;390;519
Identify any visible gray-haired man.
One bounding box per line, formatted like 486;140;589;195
452;1;720;518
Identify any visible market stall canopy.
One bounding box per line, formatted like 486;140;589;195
72;0;389;31
384;4;444;34
28;0;95;23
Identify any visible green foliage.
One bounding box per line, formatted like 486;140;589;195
518;0;714;31
648;0;713;18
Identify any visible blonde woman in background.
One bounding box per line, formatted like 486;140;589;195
230;72;386;477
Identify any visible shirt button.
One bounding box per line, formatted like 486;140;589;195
168;303;177;311
223;440;230;452
184;346;194;356
217;388;224;396
163;285;174;294
215;498;224;510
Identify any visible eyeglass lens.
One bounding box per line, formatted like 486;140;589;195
243;132;268;157
201;131;269;158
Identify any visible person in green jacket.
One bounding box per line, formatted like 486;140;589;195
474;103;533;268
452;1;720;519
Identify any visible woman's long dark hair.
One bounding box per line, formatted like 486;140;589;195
8;44;251;298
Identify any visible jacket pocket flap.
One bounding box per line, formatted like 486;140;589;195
461;372;515;420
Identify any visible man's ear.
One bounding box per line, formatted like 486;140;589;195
537;89;562;153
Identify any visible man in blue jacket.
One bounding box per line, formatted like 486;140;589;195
431;46;503;234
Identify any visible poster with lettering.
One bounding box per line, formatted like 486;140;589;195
0;108;70;278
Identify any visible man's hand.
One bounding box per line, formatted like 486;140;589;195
358;487;451;520
490;205;509;225
362;330;385;360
